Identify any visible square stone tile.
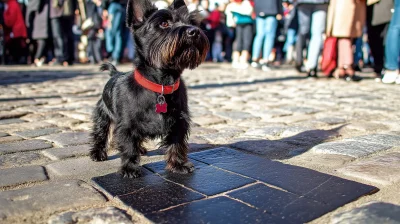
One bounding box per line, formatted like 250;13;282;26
344;134;400;147
146;197;285;224
311;141;391;158
117;180;204;214
42;144;91;160
14;128;62;138
0;140;53;155
144;160;255;196
228;183;331;223
303;176;378;209
189;147;333;195
0;166;48;187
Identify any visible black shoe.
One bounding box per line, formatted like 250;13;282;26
307;68;318;78
295;64;307;73
344;74;363;82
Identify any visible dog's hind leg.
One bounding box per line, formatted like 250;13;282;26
163;113;194;174
90;100;111;161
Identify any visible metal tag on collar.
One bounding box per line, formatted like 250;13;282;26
155;85;167;114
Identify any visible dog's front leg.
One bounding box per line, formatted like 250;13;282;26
163;114;194;174
116;127;142;178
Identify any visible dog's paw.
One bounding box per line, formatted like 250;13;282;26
90;150;108;162
167;161;195;174
119;166;142;178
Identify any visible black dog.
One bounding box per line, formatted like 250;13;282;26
89;0;209;178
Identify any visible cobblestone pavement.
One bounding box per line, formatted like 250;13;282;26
0;64;399;224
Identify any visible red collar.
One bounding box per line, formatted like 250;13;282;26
134;70;180;94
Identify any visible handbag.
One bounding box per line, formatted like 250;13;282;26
321;37;338;76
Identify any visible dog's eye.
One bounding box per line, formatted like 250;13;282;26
160;21;170;28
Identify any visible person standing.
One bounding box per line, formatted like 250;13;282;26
26;0;50;67
326;0;366;81
382;0;400;84
295;0;329;77
251;0;282;71
103;0;125;66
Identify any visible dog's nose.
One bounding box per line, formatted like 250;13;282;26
186;27;199;37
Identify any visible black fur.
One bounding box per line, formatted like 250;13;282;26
90;0;209;178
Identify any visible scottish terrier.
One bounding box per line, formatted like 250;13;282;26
89;0;209;178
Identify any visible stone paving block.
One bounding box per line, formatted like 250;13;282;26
46;156;120;178
14;128;62;138
42;144;91;160
230;138;295;155
0;139;53;155
0;152;50;169
0;132;8;137
228;183;331;223
344;134;400;147
189;147;378;198
241;126;286;138
311;141;392;158
146;196;286;224
0;111;29;120
215;111;259;121
191;115;226;126
331;202;400;224
0;135;24;143
337;152;400;185
39;131;91;147
0;118;26;125
0;165;48;187
288;153;354;169
314;117;347;125
0;180;106;220
0;121;56;132
48;207;133;224
281;129;340;148
144;160;255;196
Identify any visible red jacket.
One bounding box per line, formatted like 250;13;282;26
3;0;27;38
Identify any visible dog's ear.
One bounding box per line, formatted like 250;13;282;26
126;0;156;29
171;0;186;10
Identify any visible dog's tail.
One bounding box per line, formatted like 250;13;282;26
100;63;118;77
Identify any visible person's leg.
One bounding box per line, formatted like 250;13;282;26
296;4;311;71
338;38;362;81
62;16;75;65
251;17;266;62
383;1;400;83
261;16;278;63
34;39;46;66
232;25;243;67
111;4;123;64
240;24;253;67
94;38;103;63
305;4;327;71
353;37;363;68
50;18;64;63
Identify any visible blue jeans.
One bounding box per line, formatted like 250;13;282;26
283;28;297;52
105;2;124;61
296;4;328;70
252;16;278;61
385;0;400;70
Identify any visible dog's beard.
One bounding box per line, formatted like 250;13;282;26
148;29;209;70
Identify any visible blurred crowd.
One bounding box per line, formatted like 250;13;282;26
0;0;399;83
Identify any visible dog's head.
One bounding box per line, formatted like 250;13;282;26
126;0;209;71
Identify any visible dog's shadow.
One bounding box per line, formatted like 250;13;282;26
146;125;346;161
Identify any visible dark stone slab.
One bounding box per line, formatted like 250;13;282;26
95;171;205;214
228;184;332;223
230;138;295;155
147;196;286;224
0;139;53;155
0;118;26;125
189;147;334;195
144;160;255;196
15;128;62;138
40;132;90;147
303;176;378;209
332;202;400;224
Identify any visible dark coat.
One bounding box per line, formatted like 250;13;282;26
368;0;393;26
254;0;283;17
85;0;102;39
27;0;50;39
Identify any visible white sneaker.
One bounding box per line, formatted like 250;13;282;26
382;71;398;84
238;62;249;69
261;64;271;72
395;76;400;85
251;62;260;68
232;62;240;69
